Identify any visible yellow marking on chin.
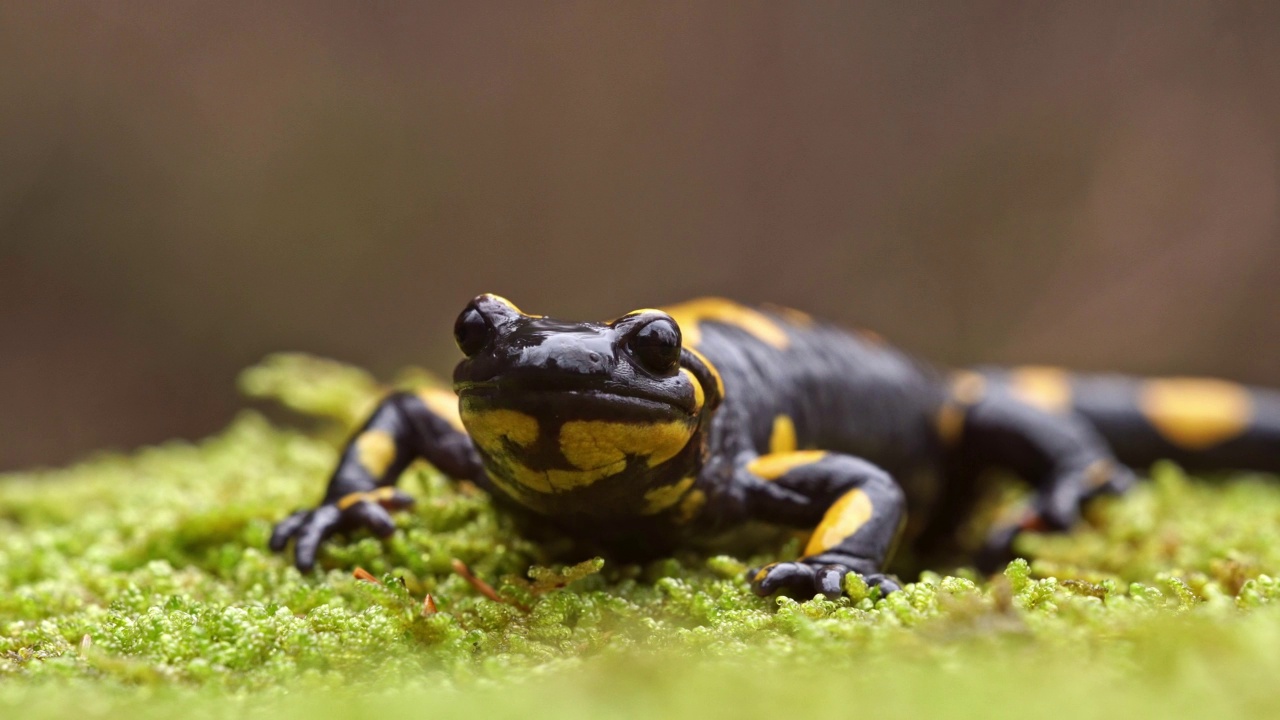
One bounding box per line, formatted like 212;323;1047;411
676;488;707;523
354;430;397;477
747;450;828;481
335;486;397;511
482;465;550;495
642;476;696;514
950;370;987;405
769;415;798;455
681;368;706;412
662;297;790;349
1139;378;1253;450
934;403;965;447
461;408;541;451
487;459;630;494
685;346;725;400
418;388;465;431
1009;366;1073;413
541;466;616;491
559;419;695;472
805;488;875;556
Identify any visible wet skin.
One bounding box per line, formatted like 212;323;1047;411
272;294;1280;598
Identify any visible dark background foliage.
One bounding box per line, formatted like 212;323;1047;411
3;1;1279;470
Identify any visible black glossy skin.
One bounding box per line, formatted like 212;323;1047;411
271;294;1280;598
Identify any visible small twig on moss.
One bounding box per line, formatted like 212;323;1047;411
451;558;529;611
353;567;381;585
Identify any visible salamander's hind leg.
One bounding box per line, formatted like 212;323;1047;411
940;374;1137;573
741;452;907;599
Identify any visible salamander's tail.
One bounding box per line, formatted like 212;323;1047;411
980;366;1280;474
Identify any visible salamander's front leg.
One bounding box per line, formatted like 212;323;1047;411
742;451;907;599
270;389;481;571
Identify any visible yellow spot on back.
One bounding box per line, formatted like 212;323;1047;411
354;430;397;477
1009;366;1073;413
642;476;696;514
559;420;695;472
805;488;875;556
857;329;887;346
935;403;965;447
769;415;798;454
461;408;540;451
764;304;815;327
950;370;987;405
418;388;465;431
662;298;790;349
747;450;828;480
1139;378;1253;450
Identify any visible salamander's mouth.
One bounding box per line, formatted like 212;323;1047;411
456;381;694;422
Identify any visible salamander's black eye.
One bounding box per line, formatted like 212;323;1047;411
454;306;492;357
627;317;682;375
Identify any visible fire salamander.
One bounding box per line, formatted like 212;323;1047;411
271;294;1280;597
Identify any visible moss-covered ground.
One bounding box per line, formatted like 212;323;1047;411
4;355;1280;718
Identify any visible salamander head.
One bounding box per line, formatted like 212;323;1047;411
450;293;714;508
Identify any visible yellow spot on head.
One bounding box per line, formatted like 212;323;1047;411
681;368;705;412
1009;366;1072;413
685;347;725;400
482;293;537;317
950;370;987;405
461;408;541;452
805;488;875;556
559;420;696;472
747;450;827;481
661;297;790;349
354;430;397;478
418;388;465;431
1139;378;1253;450
613;308;666;322
769;415;798;455
642;476;696;514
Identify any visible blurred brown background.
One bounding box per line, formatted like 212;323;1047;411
3;1;1279;471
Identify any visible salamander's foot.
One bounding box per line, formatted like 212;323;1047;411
748;560;901;599
269;488;415;572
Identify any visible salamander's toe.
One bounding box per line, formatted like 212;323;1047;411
749;561;901;599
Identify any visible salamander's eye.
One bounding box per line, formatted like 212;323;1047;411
454;306;492;357
627;317;682;375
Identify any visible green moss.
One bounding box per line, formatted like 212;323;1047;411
4;353;1280;718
